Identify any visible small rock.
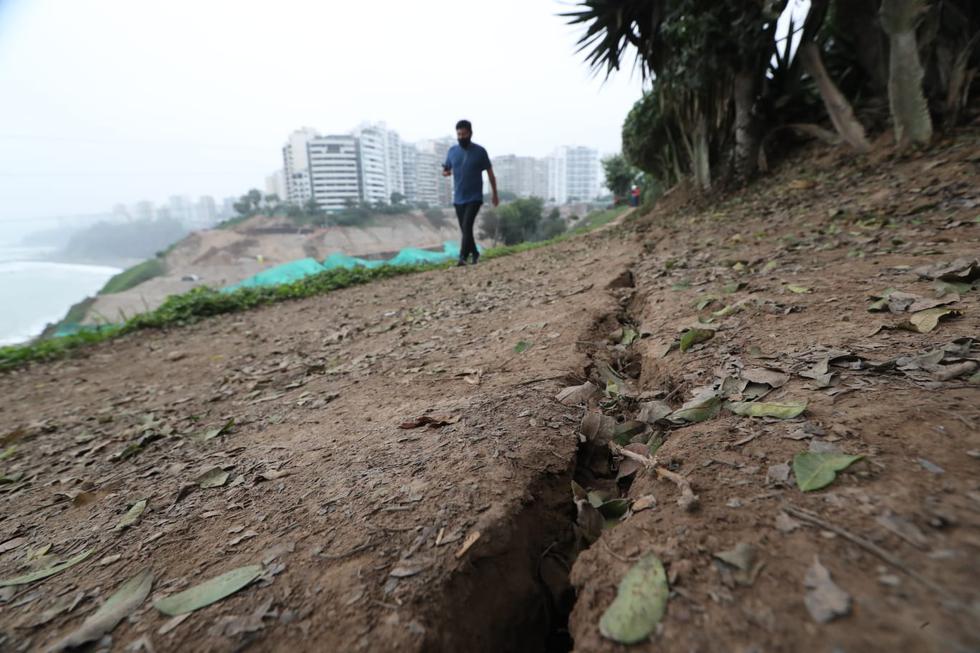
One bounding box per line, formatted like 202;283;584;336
804;557;851;623
167;351;186;362
766;463;791;486
916;458;944;475
878;574;901;587
775;512;800;533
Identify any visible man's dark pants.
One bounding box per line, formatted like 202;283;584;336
454;202;481;262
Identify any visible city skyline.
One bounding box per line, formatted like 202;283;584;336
0;0;643;229
279;121;606;213
7;126;609;240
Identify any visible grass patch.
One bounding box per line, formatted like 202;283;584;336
570;206;628;234
99;258;167;295
0;208;629;373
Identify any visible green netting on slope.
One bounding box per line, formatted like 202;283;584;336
321;252;384;270
224;241;476;291
53;323;108;338
224;257;326;291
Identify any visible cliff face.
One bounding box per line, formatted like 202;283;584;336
79;213;462;325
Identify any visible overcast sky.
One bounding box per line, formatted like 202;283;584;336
0;0;645;230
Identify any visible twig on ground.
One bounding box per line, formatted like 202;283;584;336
601;538;641;564
515;372;578;387
609;442;657;469
783;505;950;597
655;467;700;512
609;442;699;512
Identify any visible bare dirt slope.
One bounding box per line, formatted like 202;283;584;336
568;133;980;652
1;131;979;653
1;221;637;652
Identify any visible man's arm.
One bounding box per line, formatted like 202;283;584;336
486;167;499;207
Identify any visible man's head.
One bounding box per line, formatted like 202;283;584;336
455;119;472;148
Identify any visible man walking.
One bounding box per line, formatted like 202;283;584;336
442;119;498;266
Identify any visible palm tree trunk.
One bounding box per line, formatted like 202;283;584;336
733;69;760;180
692;114;711;192
800;43;872;152
881;0;933;147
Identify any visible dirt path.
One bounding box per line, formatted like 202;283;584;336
2;132;979;653
0;222;639;651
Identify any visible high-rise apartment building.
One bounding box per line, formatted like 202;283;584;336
168;195;193;224
386;130;404;199
549;146;600;203
195;196;217;227
308;134;361;212
493;155;550;199
282;127;319;204
401;144;418;203
132;201;155;222
264;170;287;201
351;122;405;205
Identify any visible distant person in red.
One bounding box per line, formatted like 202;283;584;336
442;120;499;266
629;185;641;207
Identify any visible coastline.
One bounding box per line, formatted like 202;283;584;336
0;252;120;346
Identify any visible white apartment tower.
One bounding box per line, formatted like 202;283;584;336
352;122;404;205
401;144;418;203
308;135;361;212
282;127;319;204
549;146;600;203
493;155;549;199
264;170;287;201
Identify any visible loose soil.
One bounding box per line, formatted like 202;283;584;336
1;130;978;652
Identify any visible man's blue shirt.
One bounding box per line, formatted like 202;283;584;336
444;143;491;205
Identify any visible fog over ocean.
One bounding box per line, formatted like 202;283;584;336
0;244;119;345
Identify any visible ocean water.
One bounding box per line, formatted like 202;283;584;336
0;245;119;346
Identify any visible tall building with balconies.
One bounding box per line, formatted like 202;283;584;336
549;146;600;203
308;134;361;212
282;127;319;205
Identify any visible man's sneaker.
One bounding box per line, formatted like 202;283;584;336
457;258;467;267
471;252;480;265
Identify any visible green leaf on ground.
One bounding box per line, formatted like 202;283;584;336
612;421;648;446
728;401;807;419
934;280;970;297
721;281;745;294
0;471;23;485
50;569;154;650
712;303;741;318
793;452;863;492
202;418;235;441
114;499;147;532
596;498;631;520
153;565;263;616
787;285;811;294
867;288;896;312
620;327;638;346
598;554;669;644
669;394;722;424
0;445;15;461
679;328;715;352
0;549;92;587
906;308;962;333
514;340;532;354
197;468;230;489
761;260;779;274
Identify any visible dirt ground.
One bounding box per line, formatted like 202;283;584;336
1;130;979;652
